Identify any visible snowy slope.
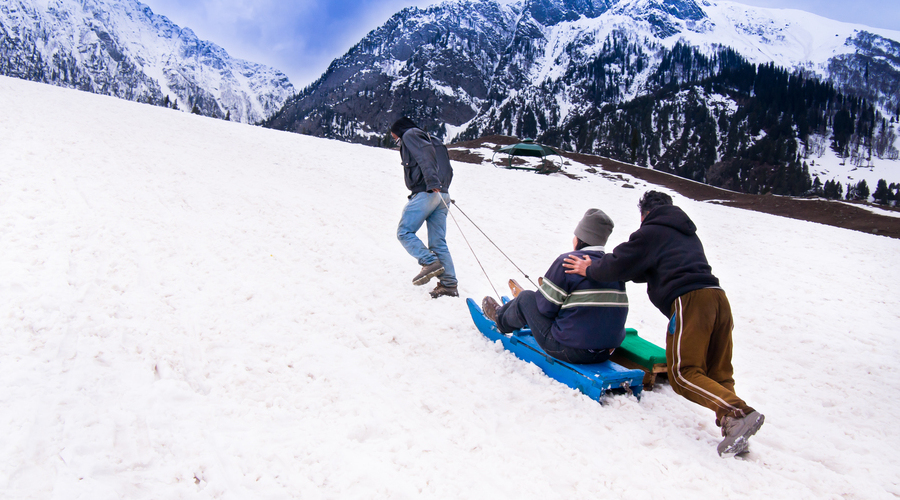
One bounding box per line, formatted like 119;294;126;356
1;75;899;498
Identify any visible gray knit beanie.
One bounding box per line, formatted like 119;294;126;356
574;208;614;247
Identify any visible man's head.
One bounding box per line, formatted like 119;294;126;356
638;191;673;219
574;208;614;248
390;117;419;141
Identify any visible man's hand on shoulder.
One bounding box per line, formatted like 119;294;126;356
563;255;591;276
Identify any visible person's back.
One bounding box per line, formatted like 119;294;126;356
483;208;628;364
618;204;720;316
538;248;627;351
397;127;453;196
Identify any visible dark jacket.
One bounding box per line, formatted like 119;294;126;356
585;205;720;317
399;128;453;195
538;248;628;350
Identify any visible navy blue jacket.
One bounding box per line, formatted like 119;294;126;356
538;248;628;350
399;128;453;195
585;205;720;317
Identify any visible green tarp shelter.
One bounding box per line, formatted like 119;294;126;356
492;139;562;171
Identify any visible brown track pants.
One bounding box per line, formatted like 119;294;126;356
666;288;755;423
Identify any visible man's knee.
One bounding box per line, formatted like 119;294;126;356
518;289;536;301
669;364;703;392
397;222;418;241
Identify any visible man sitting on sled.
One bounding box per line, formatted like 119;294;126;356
482;209;628;364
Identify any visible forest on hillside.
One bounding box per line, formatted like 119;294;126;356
541;41;900;199
454;36;900;203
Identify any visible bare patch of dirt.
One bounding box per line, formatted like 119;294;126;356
448;136;900;239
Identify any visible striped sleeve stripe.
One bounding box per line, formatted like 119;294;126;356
561;290;629;309
538;278;568;306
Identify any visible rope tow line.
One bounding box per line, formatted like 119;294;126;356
438;195;538;300
439;195;500;300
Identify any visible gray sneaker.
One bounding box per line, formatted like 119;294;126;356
717;411;765;457
412;261;444;286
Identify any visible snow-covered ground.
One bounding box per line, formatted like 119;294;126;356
1;75;899;499
806;147;900;195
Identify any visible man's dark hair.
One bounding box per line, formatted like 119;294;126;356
390;117;419;138
638;190;673;215
574;238;591;251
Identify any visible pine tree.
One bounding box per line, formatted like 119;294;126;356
630;127;641;164
812;175;823;196
857;179;870;201
832;109;853;161
824;179;842;199
873;179;891;205
846;179;870;201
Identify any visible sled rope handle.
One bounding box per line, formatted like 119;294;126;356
439;195;501;300
440;197;538;295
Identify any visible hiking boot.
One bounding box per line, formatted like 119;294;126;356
412;261;444;286
482;296;502;323
430;283;459;299
717;411;765;457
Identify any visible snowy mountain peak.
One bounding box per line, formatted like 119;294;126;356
264;0;900;196
0;0;295;123
523;0;613;24
612;0;707;21
519;0;707;25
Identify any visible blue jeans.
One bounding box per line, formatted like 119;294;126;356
497;291;611;364
397;192;457;287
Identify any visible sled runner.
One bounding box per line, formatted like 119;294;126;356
467;297;644;402
508;279;667;390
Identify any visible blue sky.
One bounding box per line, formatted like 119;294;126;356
142;0;437;87
141;0;899;88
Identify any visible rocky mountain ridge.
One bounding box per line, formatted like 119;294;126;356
263;0;900;196
0;0;295;123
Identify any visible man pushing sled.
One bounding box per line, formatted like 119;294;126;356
563;191;764;457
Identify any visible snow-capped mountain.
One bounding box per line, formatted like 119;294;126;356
0;0;295;123
264;0;900;196
268;0;900;141
266;0;522;142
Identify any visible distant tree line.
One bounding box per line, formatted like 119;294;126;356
483;35;900;200
571;42;898;197
814;177;900;206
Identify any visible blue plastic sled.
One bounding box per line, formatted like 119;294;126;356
467;298;644;402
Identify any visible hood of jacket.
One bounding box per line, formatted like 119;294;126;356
642;205;697;236
391;117;419;138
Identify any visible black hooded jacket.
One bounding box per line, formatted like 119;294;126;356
394;123;453;196
391;117;418;138
585;205;720;317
